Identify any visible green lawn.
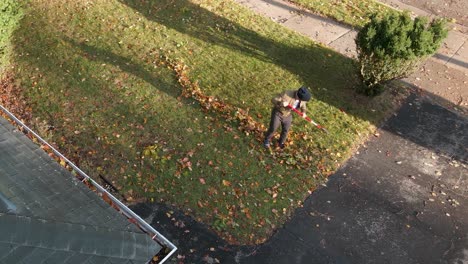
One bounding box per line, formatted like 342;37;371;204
0;1;23;69
3;0;405;244
289;0;398;28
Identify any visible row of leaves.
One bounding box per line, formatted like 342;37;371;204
159;54;332;174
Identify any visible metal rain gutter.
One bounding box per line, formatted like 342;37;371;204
0;104;177;263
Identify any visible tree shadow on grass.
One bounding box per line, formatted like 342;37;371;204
118;0;376;122
62;36;183;100
117;0;468;163
9;14;205;179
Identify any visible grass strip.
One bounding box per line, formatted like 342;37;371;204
288;0;398;28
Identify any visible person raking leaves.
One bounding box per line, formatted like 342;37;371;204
263;86;311;149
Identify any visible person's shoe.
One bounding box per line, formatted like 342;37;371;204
278;143;285;149
263;139;270;149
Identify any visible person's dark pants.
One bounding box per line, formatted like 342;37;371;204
264;109;292;145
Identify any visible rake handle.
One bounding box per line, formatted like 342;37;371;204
286;105;328;133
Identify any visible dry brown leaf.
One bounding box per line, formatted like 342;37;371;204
222;180;231;186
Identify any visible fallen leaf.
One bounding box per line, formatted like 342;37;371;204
242;208;252;219
222;180;231;186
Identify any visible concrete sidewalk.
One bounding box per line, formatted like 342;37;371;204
234;0;468;112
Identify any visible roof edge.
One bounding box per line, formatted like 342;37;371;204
0;104;177;263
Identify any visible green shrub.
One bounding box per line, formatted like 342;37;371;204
355;11;447;96
0;0;23;71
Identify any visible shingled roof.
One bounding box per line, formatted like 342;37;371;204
0;114;172;263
